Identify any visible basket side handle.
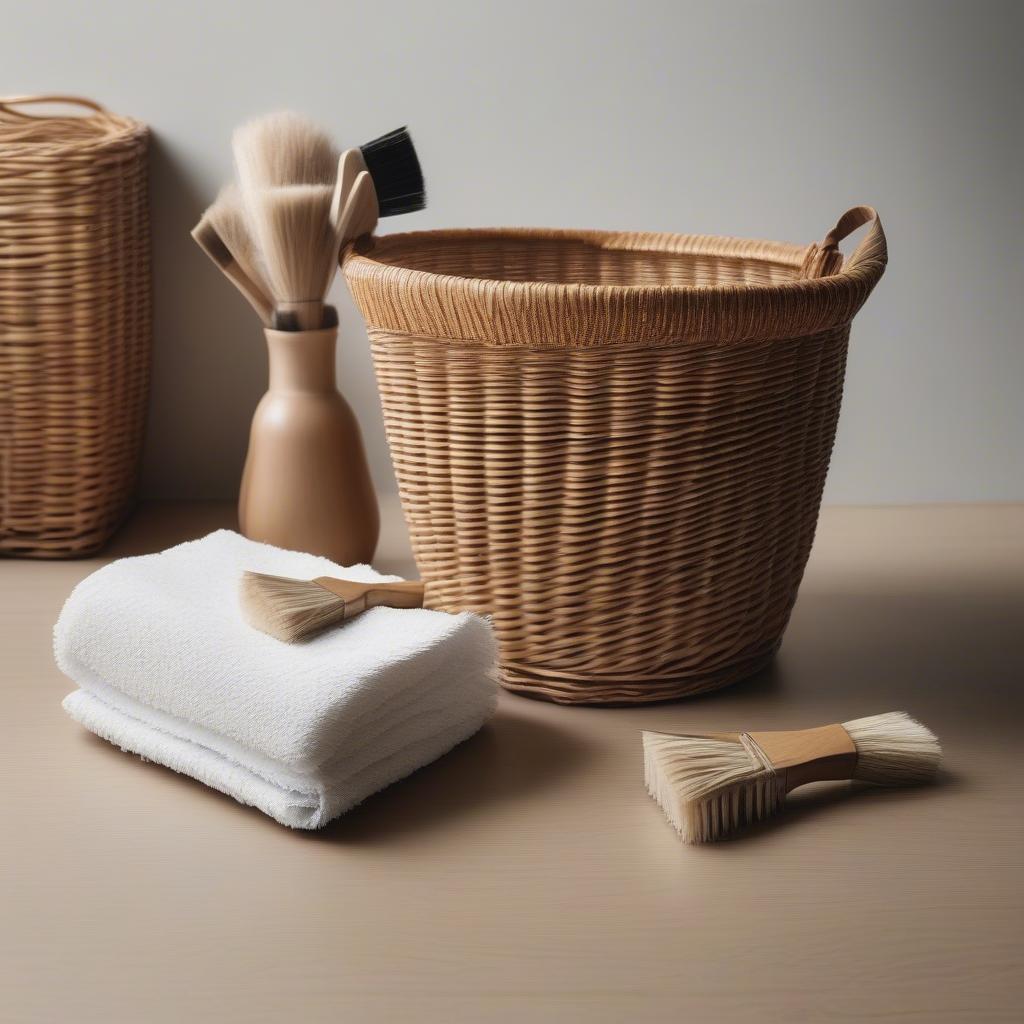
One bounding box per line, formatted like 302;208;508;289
0;95;109;119
800;206;887;280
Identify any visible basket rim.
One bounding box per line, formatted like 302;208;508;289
343;224;887;348
0;108;148;152
348;225;817;291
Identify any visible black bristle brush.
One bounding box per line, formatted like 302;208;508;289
329;127;426;253
358;126;425;216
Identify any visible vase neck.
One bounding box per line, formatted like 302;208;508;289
264;327;338;392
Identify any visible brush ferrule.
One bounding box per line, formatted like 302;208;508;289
276;300;324;332
744;724;858;791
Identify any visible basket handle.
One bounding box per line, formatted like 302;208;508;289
0;94;109;119
800;206;887;279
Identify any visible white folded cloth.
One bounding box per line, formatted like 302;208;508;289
55;530;497;828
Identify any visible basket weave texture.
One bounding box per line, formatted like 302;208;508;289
345;207;887;704
0;96;151;557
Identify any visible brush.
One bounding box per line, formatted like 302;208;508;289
330;128;426;251
643;711;941;844
245;183;337;330
191;184;273;324
226;115;425;329
232;111;338;193
232;112;341;329
356;126;425;217
240;572;425;643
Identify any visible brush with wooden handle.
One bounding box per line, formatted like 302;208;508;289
240;572;425;643
245;182;338;330
191;184;274;324
231;118;425;329
643;712;941;844
193;115;425;331
232;112;340;329
330;127;425;252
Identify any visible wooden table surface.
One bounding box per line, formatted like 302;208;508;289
2;502;1022;1023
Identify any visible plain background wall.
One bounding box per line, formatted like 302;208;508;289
3;0;1020;504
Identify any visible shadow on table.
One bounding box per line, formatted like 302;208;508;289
311;706;598;844
76;703;598;841
705;768;962;851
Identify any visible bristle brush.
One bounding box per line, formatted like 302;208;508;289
330;128;426;252
643;712;941;844
358;126;425;217
208;115;426;331
232;111;338;192
231;112;343;329
246;183;337;330
191;185;273;324
240;572;425;643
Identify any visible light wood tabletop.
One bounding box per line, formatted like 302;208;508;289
2;502;1022;1023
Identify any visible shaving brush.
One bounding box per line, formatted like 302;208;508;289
234;114;341;330
232;110;337;190
246;183;337;330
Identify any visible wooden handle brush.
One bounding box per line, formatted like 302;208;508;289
191;184;274;324
331;127;425;254
233;112;340;330
240;571;425;643
643;712;942;844
246;183;338;330
206;116;424;331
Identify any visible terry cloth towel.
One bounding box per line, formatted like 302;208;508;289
55;530;498;829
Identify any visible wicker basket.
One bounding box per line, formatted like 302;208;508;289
0;95;151;558
345;206;887;703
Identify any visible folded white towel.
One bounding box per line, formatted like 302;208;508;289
56;530;498;828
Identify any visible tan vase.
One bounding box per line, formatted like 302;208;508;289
238;326;379;565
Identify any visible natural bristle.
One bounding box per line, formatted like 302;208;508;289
642;731;784;844
233;111;338;190
359;126;425;217
204;184;270;295
645;712;942;846
843;711;942;785
246;184;337;306
192;184;273;322
239;572;348;643
191;215;232;266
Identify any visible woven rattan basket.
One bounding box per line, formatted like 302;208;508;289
0;95;151;557
345;206;887;703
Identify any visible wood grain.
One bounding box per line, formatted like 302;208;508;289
1;502;1021;1023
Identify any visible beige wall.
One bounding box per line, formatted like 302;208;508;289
3;0;1020;503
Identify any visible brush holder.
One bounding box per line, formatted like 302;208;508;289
239;326;379;564
344;207;887;704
